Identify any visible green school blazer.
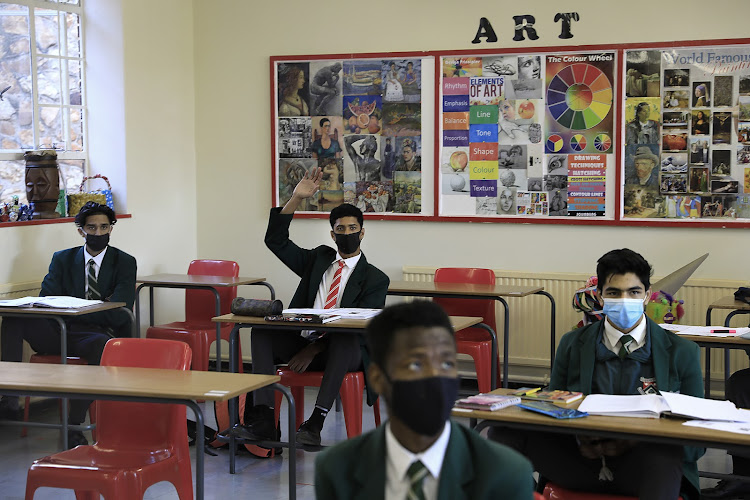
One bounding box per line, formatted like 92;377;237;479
551;317;704;498
315;420;534;500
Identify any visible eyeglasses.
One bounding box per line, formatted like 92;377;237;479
83;223;111;233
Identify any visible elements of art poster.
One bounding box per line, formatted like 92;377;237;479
439;51;613;218
274;58;423;214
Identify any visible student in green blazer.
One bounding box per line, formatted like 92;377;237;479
240;167;389;448
0;202;136;447
315;301;534;500
491;249;703;500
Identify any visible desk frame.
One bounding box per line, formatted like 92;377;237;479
0;304;136;449
387;284;556;388
135;277;275;372
705;300;750;397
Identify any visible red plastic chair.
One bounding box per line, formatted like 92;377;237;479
273;368;381;438
21;354;96;440
433;268;499;392
25;338;193;500
542;483;683;499
147;259;241;372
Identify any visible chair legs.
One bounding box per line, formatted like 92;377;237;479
273;370;380;438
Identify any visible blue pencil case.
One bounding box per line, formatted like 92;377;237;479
518;400;588;419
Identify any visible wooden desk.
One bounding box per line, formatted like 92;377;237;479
705;296;750;392
0;361;279;500
453;388;750;454
0;301;136;447
211;313;482;480
387;281;556;388
135;274;275;371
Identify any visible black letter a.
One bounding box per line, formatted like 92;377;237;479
471;17;498;44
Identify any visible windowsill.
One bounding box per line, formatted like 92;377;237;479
0;213;132;228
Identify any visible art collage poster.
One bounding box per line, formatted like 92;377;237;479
439;52;614;218
276;59;423;214
623;46;750;219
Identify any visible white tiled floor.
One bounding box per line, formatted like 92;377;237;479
0;390;734;499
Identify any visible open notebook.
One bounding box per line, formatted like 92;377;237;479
0;296;103;309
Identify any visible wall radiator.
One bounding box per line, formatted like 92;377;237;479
402;266;749;393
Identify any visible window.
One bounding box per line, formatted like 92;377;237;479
0;0;85;206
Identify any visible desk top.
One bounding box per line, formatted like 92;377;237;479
707;295;750;311
136;274;266;287
0;361;278;401
680;334;750;346
387;280;543;297
213;313;482;332
0;301;127;317
452;389;750;449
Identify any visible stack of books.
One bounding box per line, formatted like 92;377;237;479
512;388;584;405
454;394;521;411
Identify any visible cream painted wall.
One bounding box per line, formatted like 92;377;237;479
194;0;750;309
0;0;198;327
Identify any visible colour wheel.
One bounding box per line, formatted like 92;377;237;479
546;63;612;131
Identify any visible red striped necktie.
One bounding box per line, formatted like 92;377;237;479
324;260;345;309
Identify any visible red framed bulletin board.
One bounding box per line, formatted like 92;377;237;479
271;38;750;228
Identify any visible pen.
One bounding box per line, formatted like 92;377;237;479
710;329;736;333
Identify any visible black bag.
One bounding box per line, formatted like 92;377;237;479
734;287;750;305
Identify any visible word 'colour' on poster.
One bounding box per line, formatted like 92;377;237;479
274;57;427;214
622;45;750;220
438;52;616;218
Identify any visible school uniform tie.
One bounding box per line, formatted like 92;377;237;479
618;334;635;359
324;260;345;309
406;460;428;500
86;259;101;300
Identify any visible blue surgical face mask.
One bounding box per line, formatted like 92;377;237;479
602;298;645;330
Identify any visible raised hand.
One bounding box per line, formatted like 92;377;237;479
293;167;323;199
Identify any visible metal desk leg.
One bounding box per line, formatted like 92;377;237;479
185;400;206;500
274;383;297;500
704;346;712;398
228;324;241;474
208;288;221;373
252;281;276;300
121;307;137;338
473;323;498;390
149;286;155;327
496;297;509;388
53;316;69;450
535;291;556;370
135;283;148;337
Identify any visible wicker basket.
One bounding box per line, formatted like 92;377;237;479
68;175;111;216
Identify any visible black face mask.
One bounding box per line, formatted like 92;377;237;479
85;233;109;252
334;231;361;255
387;375;459;436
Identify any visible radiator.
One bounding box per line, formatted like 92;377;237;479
402;266;749;393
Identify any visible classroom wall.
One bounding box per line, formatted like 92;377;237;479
193;0;750;310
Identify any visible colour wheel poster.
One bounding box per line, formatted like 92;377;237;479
545;52;615;155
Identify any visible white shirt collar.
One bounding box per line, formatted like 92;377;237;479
336;251;361;269
602;314;647;354
385;420;451;486
83;245;108;271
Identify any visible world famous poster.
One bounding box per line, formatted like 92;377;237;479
274;57;423;214
623;45;750;220
438;52;613;219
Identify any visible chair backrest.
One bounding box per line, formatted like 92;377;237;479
433;268;496;332
185;259;240;323
95;338;192;450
